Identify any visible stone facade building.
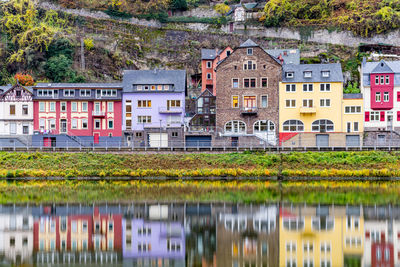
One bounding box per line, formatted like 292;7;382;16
215;39;282;146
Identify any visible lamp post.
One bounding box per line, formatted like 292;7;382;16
159;119;162;149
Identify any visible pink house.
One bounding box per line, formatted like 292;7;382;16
32;83;122;147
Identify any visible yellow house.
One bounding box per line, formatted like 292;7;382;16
279;63;363;147
279;205;344;267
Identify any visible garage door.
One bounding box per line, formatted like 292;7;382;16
316;134;329;147
346;135;360;147
185;136;212;147
148;133;168;148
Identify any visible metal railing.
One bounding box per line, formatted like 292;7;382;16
2;133;400;151
158;107;183;113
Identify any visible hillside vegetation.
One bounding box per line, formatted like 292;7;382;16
263;0;400;37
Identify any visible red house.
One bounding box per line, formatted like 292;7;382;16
33;205;122;264
201;47;233;95
32;83;122;147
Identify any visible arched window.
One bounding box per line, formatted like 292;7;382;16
225;120;246;134
253;120;275;132
312;119;334;132
283;120;304;132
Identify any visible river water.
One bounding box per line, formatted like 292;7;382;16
0;202;393;266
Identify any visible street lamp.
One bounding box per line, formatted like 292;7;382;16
159;119;162;149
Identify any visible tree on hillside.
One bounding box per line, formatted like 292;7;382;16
215;3;230;16
0;0;69;64
14;73;34;86
170;0;188;11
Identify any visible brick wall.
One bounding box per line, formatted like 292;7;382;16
215;45;281;135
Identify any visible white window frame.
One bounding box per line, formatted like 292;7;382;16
320;99;331;107
261;77;268;88
286;84;296;92
232;95;239;108
108;102;114;112
261;95;268;108
108;119;114;129
384;92;389;102
71;119;78;129
303;99;313;108
49;102;56;112
370;111;380;121
303;84;313;92
82;119;88;129
232;78;239;88
285;99;296;108
206;61;212;68
94;119;101;129
60;102;67;112
247;48;253;55
82;102;88;112
71;102;78;112
320;83;331;92
206;73;212;80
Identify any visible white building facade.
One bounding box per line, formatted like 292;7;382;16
0;84;33;136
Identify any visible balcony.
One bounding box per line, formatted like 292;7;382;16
158;107;183;113
92;110;106;117
241;107;258;115
300;107;316;114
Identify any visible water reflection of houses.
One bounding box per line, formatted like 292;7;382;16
32;205;122;266
122;203;186;267
362;206;400;267
279;204;364;267
216;204;278;267
0;205;33;265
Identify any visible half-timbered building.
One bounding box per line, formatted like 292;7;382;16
0;84;33;136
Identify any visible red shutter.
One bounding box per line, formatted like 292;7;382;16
365;112;370;122
366;231;370;238
380;111;385;121
398;111;400;121
397;91;400;101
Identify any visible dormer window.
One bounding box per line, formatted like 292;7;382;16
16;90;21;97
247;48;253;55
137;85;142;90
144;85;149;91
64;89;75;97
304;71;312;78
227;51;231;56
286;72;294;78
322;71;330;78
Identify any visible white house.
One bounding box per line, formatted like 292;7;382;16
0;213;34;264
0;84;33;136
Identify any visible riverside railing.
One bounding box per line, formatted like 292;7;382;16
2;136;400;151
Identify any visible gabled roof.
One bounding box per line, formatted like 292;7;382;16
239;39;259;48
282;63;344;83
371;60;394;73
34;83;122;88
1;83;33;97
122;69;186;93
362;60;400;74
265;49;300;65
197;88;214;99
201;49;218;60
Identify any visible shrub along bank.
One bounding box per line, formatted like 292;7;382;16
0;151;399;178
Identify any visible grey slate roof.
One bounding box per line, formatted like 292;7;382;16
122;69;186;93
34;83;122;88
282;63;344;83
343;93;363;99
201;49;218;60
265;49;300;65
239;39;259;48
362;60;400;86
371;60;394;73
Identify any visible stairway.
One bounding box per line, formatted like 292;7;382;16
254;132;276;146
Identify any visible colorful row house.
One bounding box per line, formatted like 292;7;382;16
122;70;186;148
31;83;123;147
215;39;282;146
33;206;122;265
279;63;364;147
279;204;364;267
361;59;400;146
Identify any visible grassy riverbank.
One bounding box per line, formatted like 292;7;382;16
0;151;399;178
0;180;398;204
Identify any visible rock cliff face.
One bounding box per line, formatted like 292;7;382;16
37;2;358;84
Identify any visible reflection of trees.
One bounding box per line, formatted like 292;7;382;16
185;216;216;267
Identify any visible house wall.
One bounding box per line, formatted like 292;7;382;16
33;100;122;137
215;45;281;136
279;81;344;133
342;98;364;134
122;92;185;131
201;47;232;95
